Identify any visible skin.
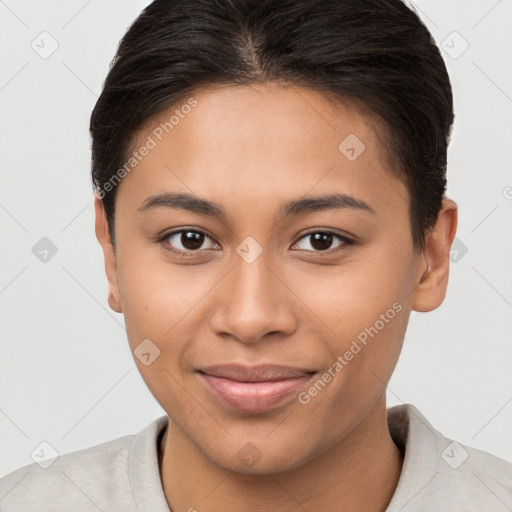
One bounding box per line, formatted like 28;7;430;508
95;81;457;512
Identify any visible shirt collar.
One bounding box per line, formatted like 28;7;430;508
128;403;445;512
386;403;445;511
129;415;171;512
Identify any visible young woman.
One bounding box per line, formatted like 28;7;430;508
2;0;511;510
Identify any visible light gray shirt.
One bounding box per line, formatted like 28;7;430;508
1;404;511;511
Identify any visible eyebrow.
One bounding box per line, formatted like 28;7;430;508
137;191;376;219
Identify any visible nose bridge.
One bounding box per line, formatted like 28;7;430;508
233;248;274;305
210;244;295;343
229;247;279;319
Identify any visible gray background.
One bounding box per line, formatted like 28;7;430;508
1;0;511;478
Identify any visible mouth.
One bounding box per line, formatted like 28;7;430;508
196;364;317;413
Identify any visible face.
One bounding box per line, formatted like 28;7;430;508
95;81;454;474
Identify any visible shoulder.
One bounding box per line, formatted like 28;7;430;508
387;404;512;512
0;416;168;512
440;440;512;507
0;434;135;511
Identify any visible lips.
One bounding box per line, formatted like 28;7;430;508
197;364;316;412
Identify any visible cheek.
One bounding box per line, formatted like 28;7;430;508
290;253;410;340
286;239;414;392
116;255;205;410
117;243;212;340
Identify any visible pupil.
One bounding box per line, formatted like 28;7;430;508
182;231;204;250
311;232;332;251
178;232;334;251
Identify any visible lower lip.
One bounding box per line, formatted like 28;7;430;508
198;373;314;413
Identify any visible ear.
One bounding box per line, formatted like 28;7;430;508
411;198;458;312
94;196;123;313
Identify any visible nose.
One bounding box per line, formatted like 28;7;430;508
209;250;297;344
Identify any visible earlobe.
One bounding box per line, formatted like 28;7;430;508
108;293;122;313
94;196;123;314
411;198;458;312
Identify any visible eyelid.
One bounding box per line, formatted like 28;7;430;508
157;227;355;256
157;228;219;257
291;229;354;253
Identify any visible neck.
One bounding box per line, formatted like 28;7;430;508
159;396;403;512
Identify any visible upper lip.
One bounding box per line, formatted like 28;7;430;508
198;364;316;382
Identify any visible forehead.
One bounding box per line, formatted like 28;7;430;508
120;81;407;218
135;81;391;165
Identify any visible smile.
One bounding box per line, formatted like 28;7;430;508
197;364;317;413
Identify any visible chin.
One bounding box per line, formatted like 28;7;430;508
204;440;314;476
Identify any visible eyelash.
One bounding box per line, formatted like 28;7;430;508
156;228;355;258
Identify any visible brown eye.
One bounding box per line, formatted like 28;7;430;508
293;231;353;253
309;232;334;251
162;229;219;254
